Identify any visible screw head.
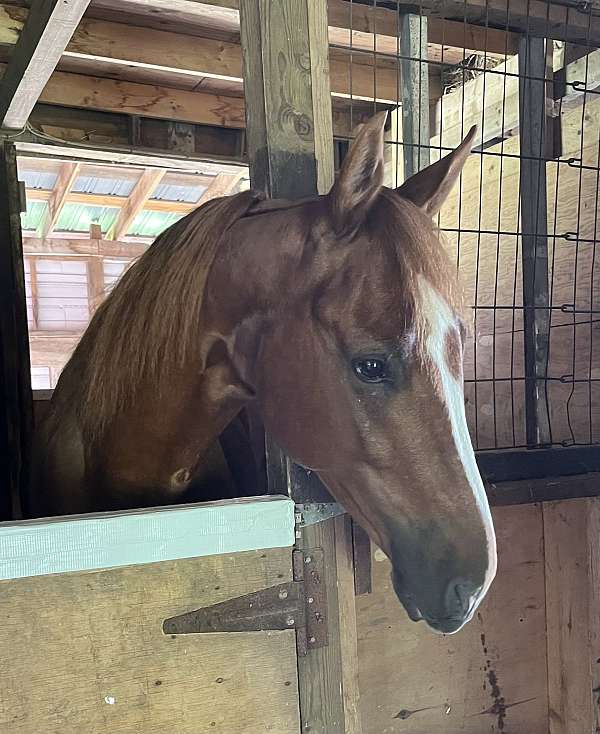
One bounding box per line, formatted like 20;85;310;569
279;589;288;600
286;617;295;627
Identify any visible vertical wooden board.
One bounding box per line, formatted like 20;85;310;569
544;498;600;734
0;547;301;734
297;515;362;734
356;504;548;733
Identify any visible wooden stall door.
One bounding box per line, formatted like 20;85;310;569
0;497;301;734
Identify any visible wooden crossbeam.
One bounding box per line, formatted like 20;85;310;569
39;161;81;237
0;0;90;129
387;0;600;48
161;0;517;60
23;237;149;258
107;168;166;240
0;4;412;104
0;64;373;139
26;187;200;214
197;171;245;205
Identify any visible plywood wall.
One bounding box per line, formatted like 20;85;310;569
357;503;548;734
356;498;600;734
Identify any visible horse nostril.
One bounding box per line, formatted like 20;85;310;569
445;578;479;617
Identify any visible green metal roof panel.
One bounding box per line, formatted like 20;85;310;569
128;210;184;237
55;204;119;234
20;201;47;232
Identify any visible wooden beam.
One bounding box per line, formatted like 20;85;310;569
0;0;90;129
0;4;406;104
39;161;81;238
107;168;166;240
0;63;370;139
26;187;201;214
196;170;245;204
86;257;105;315
172;0;518;59
518;37;551;447
400;13;430;180
386;0;600;48
23;237;148;258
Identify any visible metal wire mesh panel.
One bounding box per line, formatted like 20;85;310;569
336;0;600;450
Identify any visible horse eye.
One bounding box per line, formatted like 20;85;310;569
353;357;387;383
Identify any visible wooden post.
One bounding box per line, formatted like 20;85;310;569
518;37;551;447
0;143;33;520
400;12;430;179
543;499;600;734
87;257;105;316
239;2;361;732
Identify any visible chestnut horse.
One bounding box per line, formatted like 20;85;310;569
28;113;496;634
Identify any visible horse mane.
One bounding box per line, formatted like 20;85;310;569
55;190;260;442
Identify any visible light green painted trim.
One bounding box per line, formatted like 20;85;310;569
0;496;295;581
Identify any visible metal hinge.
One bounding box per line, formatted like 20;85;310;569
162;549;328;657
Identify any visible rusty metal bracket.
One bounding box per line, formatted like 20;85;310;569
162;549;328;657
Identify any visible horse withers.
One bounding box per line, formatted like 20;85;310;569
29;112;496;634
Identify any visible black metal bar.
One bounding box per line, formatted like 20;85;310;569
519;36;552;447
477;445;600;483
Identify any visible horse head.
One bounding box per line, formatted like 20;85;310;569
209;113;497;633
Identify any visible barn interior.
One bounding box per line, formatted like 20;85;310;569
2;1;600;732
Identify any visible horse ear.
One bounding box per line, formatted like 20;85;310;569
396;125;477;217
329;111;387;235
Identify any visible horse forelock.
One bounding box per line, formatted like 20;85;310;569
54;190;260;443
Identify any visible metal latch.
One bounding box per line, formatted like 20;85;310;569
162;549;328;657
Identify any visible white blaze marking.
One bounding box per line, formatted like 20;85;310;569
418;276;497;603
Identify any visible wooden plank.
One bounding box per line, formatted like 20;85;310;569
519;37;551;447
108;168;166;240
185;0;518;58
0;143;32;521
0;4;405;104
400;13;430;180
0;63;370;140
0;546;300;733
0;0;90;129
39;160;81;237
352;520;372;595
356;504;548;733
29;331;82;369
23;237;148;258
334;514;362;734
0;495;295;580
544;498;600;734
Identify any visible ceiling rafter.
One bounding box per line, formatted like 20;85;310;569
0;0;91;129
